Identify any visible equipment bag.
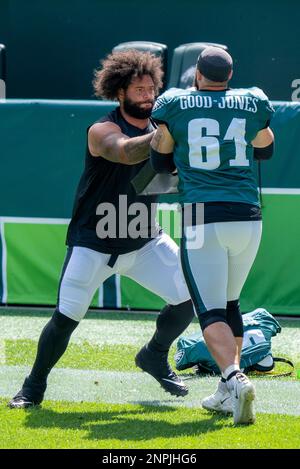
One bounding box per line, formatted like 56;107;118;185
175;308;293;375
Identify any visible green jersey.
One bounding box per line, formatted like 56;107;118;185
152;87;274;206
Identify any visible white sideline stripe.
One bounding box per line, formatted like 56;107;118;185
0;217;70;224
262;188;300;195
0;221;7;303
157;190;300;200
0;208;180;220
1;365;300;416
0;190;299;227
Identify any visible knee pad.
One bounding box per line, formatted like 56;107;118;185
226;300;243;337
198;308;227;332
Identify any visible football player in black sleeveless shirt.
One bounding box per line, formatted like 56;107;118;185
9;50;194;409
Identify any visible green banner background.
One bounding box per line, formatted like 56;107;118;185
0;100;300;314
2;196;300;315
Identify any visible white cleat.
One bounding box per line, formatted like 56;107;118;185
201;381;233;414
230;372;256;425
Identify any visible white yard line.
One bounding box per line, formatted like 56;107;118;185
1;365;299;416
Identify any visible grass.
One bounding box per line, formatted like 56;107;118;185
4;338;300;379
1;308;300;449
1;399;300;449
5;339;141;372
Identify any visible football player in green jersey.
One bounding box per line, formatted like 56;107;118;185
150;46;275;425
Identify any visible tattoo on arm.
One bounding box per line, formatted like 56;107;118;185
151;128;163;151
122;132;154;165
150;125;174;154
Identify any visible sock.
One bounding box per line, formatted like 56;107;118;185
223;364;241;391
220;376;227;386
223;364;240;381
218;378;228;393
25;310;79;390
148;299;195;352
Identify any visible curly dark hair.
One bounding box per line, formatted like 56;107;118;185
93;49;164;100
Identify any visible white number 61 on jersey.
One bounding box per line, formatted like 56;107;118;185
188;117;249;170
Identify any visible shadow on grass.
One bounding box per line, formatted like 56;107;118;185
23;403;230;442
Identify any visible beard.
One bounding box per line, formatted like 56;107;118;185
123;97;154;119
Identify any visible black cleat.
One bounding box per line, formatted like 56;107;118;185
135;344;188;397
8;394;40;409
8;376;45;409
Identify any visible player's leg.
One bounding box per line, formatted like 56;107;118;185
124;232;194;397
181;223;238;366
224;220;262;424
202;300;244;415
201;221;262;422
204;228;258;416
201;301;243;415
226;221;262;348
180;222;243;415
8;247;113;408
128;233;193;350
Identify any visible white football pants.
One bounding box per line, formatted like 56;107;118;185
58;232;190;321
181;221;262;314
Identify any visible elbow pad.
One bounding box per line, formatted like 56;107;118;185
254;141;274;160
150;148;176;173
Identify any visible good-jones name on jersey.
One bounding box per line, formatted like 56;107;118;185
179;95;258;113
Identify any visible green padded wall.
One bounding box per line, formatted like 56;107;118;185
0;100;300;314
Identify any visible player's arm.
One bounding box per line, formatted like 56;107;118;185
88;122;154;165
150;124;176;173
251;127;275;160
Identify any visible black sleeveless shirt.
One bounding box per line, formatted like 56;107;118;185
66;107;160;254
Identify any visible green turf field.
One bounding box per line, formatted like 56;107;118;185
0;307;299;449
